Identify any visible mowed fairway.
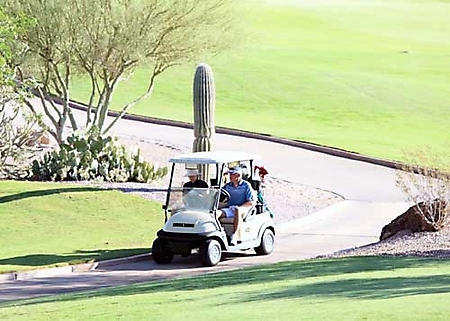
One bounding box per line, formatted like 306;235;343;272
1;256;450;320
0;181;162;273
70;0;450;163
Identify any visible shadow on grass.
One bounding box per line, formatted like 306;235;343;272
126;256;449;293
240;274;450;302
0;187;104;204
0;248;150;268
12;256;450;307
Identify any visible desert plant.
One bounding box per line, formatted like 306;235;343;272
395;148;450;230
0;9;44;178
0;100;45;178
192;63;215;182
31;131;168;183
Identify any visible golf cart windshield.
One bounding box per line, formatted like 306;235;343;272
166;188;219;214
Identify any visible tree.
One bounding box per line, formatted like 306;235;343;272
0;8;43;178
1;0;238;143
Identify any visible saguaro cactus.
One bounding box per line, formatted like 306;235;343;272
192;63;216;182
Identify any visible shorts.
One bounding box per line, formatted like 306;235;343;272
222;206;238;218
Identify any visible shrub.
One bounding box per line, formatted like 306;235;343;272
31;132;167;183
0;96;45;179
396;148;450;230
0;10;44;179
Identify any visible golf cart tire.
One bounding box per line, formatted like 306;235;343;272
254;228;275;255
152;238;174;264
199;239;222;267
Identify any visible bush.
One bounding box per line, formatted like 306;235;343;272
0;10;44;179
0;95;45;179
31;132;168;183
396;148;450;230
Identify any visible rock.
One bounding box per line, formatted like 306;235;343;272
39;132;59;149
34;131;58;148
39;132;50;145
380;199;449;241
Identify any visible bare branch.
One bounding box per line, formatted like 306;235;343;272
102;62;168;135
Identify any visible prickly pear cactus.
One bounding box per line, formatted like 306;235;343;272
192;63;216;182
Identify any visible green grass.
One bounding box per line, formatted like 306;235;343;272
69;0;450;164
0;180;163;273
2;256;450;320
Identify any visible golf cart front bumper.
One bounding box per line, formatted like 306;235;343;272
156;229;222;254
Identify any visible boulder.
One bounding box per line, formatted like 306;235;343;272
39;132;59;148
380;199;448;241
39;132;51;145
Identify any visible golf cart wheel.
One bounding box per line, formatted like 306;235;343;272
152;238;174;264
254;229;275;255
199;239;222;267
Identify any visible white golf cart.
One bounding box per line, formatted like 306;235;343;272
151;151;275;267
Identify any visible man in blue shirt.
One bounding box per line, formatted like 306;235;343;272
217;166;255;245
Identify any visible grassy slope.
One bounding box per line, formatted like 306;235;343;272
70;0;450;163
0;181;162;273
1;256;450;320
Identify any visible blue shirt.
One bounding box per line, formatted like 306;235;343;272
223;180;254;206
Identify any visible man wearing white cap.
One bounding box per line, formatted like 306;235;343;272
217;166;255;245
183;169;208;189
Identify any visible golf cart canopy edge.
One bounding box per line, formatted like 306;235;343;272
169;151;260;165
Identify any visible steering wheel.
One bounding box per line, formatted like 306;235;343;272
219;188;230;203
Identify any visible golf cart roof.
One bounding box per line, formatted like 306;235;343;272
169;151;260;165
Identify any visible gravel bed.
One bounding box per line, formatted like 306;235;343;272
319;228;450;259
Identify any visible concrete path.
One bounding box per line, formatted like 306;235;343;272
0;103;411;303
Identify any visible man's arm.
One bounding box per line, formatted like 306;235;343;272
241;182;256;207
240;200;254;208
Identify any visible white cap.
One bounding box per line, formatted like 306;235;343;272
226;166;242;176
184;169;201;177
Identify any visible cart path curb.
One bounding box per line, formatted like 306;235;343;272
45;95;407;171
0;253;152;283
